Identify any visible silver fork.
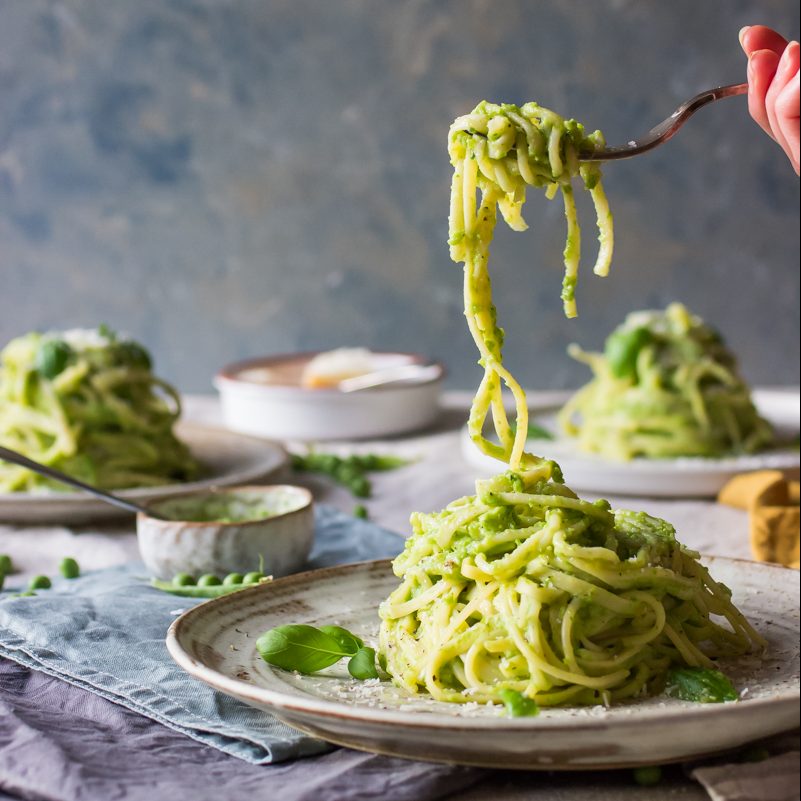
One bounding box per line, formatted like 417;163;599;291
579;82;747;161
0;444;166;518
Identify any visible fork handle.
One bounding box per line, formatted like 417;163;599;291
582;82;748;161
0;444;155;517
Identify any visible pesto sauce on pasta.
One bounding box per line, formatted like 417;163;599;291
559;303;775;460
0;328;200;492
446;101;612;469
377;105;765;711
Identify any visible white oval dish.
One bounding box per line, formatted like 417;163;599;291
166;557;800;770
461;388;800;499
0;424;287;525
137;485;313;580
215;352;444;441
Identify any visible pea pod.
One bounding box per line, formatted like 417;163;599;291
291;450;407;498
150;576;271;598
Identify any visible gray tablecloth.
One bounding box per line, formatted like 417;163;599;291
0;656;483;801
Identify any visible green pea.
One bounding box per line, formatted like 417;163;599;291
223;573;244;586
172;572;196;587
353;504;368;520
15;591;37;598
28;575;52;591
59;557;80;579
0;554;13;576
197;574;221;587
243;572;264;585
35;339;73;379
0;574;4;591
741;746;770;763
632;766;663;787
349;476;371;498
334;463;362;484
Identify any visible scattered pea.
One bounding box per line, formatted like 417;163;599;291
353;504;368;520
243;572;264;585
632;766;663;787
349;476;371;498
197;574;222;587
28;575;52;591
172;573;196;587
223;573;244;586
741;746;770;763
15;591;37;598
0;554;13;576
59;557;80;579
291;450;406;498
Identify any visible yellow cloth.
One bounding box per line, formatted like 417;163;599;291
718;471;800;569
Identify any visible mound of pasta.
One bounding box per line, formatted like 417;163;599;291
559;303;774;460
377;102;765;710
378;466;765;706
0;327;200;492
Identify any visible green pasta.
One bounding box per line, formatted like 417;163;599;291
448;100;613;470
377;104;765;713
559;303;774;460
0;327;200;492
379;469;765;707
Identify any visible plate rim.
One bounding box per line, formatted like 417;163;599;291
0;422;288;510
166;556;800;731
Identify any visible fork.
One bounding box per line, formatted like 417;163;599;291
579;82;748;161
0;444;166;518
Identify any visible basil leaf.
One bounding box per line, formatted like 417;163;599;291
256;625;352;673
665;667;738;703
113;340;152;370
604;326;652;379
319;625;363;655
498;689;540;717
347;647;379;680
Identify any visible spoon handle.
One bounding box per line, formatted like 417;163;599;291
0;445;154;517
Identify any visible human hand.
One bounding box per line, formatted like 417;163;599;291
739;25;799;174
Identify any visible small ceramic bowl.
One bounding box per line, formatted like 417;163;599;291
214;351;444;440
137;485;313;580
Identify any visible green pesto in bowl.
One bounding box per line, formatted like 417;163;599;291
150;489;308;524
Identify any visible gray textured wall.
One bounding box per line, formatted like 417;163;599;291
1;0;799;393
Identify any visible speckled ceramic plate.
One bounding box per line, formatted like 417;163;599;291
167;557;800;770
0;424;287;524
462;388;801;499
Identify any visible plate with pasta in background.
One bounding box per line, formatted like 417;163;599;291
462;304;799;498
0;328;286;523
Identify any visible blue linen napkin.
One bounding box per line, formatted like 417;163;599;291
0;505;404;765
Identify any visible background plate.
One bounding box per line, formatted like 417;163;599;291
461;388;800;498
0;423;287;524
167;557;800;770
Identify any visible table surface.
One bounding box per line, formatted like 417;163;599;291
0;393;769;801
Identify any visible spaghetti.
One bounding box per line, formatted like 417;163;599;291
378;105;765;710
447;101;612;470
559;303;774;460
0;328;200;492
